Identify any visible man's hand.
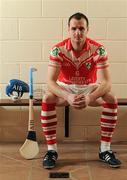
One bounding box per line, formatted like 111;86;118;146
66;94;79;106
73;94;91;109
67;93;92;109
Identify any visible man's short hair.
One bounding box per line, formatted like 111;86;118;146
68;12;89;27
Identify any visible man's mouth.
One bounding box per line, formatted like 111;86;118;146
75;36;81;40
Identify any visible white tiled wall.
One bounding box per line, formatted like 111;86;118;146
0;0;127;142
0;0;126;98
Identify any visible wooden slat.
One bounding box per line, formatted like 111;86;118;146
0;99;41;106
117;98;127;105
0;98;126;106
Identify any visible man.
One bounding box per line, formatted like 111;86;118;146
41;12;121;169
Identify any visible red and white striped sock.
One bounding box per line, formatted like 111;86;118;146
100;102;117;152
41;102;57;152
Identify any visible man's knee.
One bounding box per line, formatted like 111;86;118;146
43;93;57;103
103;92;117;104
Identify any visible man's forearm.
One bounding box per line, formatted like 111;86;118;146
89;81;111;102
47;81;70;100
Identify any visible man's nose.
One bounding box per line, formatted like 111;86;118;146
75;29;81;35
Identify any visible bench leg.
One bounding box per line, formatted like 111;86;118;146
64;106;69;137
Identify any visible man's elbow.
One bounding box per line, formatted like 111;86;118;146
47;79;55;90
106;81;111;92
108;83;111;92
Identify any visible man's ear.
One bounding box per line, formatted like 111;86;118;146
68;26;70;35
86;26;89;35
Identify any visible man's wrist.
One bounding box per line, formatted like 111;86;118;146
88;94;96;102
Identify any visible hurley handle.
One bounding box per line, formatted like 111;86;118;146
28;67;37;131
29;68;34;98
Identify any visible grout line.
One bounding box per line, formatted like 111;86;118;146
27;162;34;180
1;153;32;166
70;142;92;180
70;166;87;173
41;0;43;17
85;142;93;180
87;165;93;180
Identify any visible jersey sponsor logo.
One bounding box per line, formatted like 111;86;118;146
85;62;92;70
68;76;92;84
97;47;106;56
63;62;70;67
50;47;60;57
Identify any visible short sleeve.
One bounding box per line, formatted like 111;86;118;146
48;46;63;68
94;46;109;69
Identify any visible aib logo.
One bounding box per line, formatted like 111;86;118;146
13;85;22;91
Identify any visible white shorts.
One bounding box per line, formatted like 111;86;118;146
57;81;100;95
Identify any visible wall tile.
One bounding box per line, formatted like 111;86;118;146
113;127;127;141
102;41;127;63
0;0;42;17
19;19;62;40
0;41;42;62
0;64;19;83
0;83;5;99
67;126;87;141
1;127;27;142
110;63;127;83
69;107;101;126
0;18;18;40
88;18;107;39
88;0;127;18
107;19;127;40
0;128;2;141
43;0;87;17
62;18;68;39
87;126;100;141
117;107;127;126
0;107;20;126
112;84;127;98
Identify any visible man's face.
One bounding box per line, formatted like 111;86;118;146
68;18;89;43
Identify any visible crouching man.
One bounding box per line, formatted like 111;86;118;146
41;12;121;169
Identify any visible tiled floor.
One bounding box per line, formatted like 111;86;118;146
0;141;127;180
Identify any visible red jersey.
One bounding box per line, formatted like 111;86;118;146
49;38;108;85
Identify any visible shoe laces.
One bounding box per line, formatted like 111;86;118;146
104;150;116;161
44;151;57;161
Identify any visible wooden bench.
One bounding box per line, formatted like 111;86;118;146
0;98;127;137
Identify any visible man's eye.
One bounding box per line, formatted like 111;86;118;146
71;27;76;31
79;27;85;31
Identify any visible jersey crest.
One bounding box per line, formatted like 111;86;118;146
97;47;106;56
85;62;92;70
50;47;60;57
